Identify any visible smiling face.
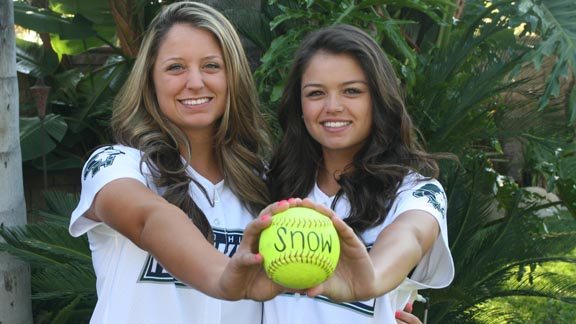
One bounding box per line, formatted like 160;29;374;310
301;52;373;159
153;23;227;138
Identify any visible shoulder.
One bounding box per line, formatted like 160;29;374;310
399;172;444;193
396;172;447;219
82;145;144;182
88;144;141;159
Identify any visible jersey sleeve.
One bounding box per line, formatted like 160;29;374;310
385;175;454;311
69;145;149;237
393;175;454;289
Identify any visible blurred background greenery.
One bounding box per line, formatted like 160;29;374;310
2;0;575;323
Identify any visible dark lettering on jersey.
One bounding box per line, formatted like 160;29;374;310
316;296;376;317
213;229;242;256
83;146;125;180
280;241;376;317
139;255;185;286
138;228;243;286
412;183;446;217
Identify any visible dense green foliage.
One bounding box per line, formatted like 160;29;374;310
3;0;576;323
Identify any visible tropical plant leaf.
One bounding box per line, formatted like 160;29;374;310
0;223;91;265
15;39;59;77
520;0;576;123
13;1;97;39
19;114;68;161
50;0;112;23
70;55;131;133
48;24;116;57
32;264;96;299
0;188;96;323
557;179;576;221
39;191;81;226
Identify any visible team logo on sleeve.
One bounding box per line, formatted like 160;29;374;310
412;183;446;217
83;146;125;180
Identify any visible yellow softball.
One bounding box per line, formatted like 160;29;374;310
259;206;340;289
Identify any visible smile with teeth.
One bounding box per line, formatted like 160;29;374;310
180;97;210;105
322;121;350;128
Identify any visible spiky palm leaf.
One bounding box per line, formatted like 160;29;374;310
410;2;531;154
426;156;576;323
0;223;90;265
39;190;82;226
0;191;95;323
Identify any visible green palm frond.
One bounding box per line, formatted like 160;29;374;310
0;223;91;265
411;5;531;153
459;304;525;324
33;263;96;300
0;190;94;323
39;190;81;226
427;154;576;323
506;271;576;301
35;294;95;324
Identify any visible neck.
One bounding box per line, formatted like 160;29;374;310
180;133;223;184
316;151;352;197
317;167;341;197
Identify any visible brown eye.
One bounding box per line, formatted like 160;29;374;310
204;62;221;69
306;90;323;97
344;88;361;95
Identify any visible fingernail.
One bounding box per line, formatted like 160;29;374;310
261;214;270;221
395;311;401;318
287;197;296;203
254;253;262;261
278;200;288;206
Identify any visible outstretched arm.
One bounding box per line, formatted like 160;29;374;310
306;210;439;302
369;210;439;296
91;180;326;300
89;178;241;299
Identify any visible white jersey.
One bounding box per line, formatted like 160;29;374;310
263;174;454;324
69;145;262;324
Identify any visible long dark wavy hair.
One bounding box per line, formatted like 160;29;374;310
111;1;271;242
267;24;443;234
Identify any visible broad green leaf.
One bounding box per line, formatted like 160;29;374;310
15;39;59;76
48;22;116;57
20;114;68;161
14;2;96;39
50;0;113;25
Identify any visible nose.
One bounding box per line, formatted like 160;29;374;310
325;94;344;113
186;69;204;89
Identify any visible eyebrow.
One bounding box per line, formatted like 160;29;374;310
159;54;224;65
302;80;367;89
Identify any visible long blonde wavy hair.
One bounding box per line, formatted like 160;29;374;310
111;1;271;242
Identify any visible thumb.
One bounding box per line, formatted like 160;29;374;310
306;283;324;298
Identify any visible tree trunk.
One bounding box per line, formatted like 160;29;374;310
0;0;33;322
